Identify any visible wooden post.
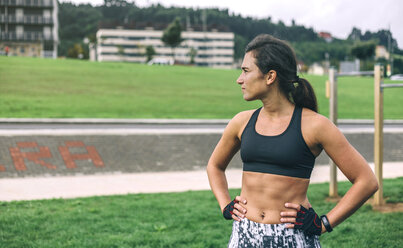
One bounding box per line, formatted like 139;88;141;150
325;80;330;99
329;67;338;197
373;65;384;206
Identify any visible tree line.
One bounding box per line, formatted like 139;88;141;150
58;0;403;73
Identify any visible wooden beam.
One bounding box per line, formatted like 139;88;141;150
329;67;338;197
373;64;384;206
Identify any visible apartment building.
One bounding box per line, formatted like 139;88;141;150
0;0;58;58
93;28;234;68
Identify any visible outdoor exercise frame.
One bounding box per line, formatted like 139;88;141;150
373;65;403;206
327;65;403;206
327;67;375;198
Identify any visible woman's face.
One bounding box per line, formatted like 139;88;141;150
236;52;269;101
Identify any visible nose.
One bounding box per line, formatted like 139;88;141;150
237;74;243;85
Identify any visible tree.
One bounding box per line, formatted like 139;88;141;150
58;2;102;58
348;27;362;42
188;47;197;64
350;41;376;60
161;18;184;61
350;41;376;70
145;45;156;62
67;43;85;59
234;34;248;60
117;45;125;61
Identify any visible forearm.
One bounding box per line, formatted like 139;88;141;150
323;177;378;232
207;164;232;211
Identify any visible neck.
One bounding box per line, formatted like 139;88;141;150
260;88;294;117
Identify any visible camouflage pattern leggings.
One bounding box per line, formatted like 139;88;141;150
228;218;321;248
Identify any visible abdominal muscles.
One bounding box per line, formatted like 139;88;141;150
239;171;311;224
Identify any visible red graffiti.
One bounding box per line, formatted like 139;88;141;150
58;141;104;169
0;141;105;172
9;142;56;171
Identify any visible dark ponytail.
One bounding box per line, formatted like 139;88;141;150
291;78;318;112
245;34;318;112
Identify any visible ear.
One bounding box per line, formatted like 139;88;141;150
265;70;277;86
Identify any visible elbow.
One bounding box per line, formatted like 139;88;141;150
206;162;223;174
373;180;379;194
207;160;225;171
357;175;379;196
369;177;379;195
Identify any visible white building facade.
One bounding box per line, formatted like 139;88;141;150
0;0;58;58
93;28;234;68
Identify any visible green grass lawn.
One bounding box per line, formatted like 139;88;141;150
0;56;402;119
0;178;402;248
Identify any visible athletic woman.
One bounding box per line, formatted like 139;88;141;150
206;34;378;247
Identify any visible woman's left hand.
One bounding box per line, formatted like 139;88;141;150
280;202;323;236
280;202;310;228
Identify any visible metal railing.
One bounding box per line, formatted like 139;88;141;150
0;15;53;24
381;83;403;89
0;32;54;41
0;0;53;7
337;71;375;77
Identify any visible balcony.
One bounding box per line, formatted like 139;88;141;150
0;0;53;7
0;31;54;41
0;15;53;24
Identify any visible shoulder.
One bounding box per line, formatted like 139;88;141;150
301;108;332;127
231;109;256;125
301;107;340;143
225;109;256;139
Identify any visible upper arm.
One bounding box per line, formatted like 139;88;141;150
314;116;375;183
207;111;251;171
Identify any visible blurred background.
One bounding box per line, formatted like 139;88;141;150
0;1;402;247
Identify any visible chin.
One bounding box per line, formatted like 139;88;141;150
242;92;257;101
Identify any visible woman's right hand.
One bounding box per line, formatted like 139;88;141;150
223;196;248;221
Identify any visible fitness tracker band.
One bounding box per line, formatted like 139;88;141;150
320;215;333;233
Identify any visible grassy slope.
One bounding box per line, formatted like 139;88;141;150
0;56;402;119
0;178;402;247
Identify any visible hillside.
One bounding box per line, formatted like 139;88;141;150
58;1;402;73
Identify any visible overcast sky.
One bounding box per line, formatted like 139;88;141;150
60;0;403;49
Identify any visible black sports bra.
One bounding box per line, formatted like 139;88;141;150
240;106;315;179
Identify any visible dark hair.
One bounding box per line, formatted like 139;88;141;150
245;34;318;112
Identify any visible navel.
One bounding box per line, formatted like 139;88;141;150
260;211;265;220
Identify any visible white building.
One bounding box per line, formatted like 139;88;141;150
308;62;326;75
0;0;58;58
93;28;234;69
375;45;389;60
339;59;360;73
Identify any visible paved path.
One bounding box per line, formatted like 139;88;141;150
1;119;401;202
1;162;402;202
1;119;403;135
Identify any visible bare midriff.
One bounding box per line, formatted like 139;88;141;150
239;171;311;224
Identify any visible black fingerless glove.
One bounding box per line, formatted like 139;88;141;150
222;199;239;220
294;205;322;236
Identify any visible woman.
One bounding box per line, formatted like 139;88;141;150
206;34;378;247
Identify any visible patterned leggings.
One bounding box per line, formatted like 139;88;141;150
228;218;321;248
